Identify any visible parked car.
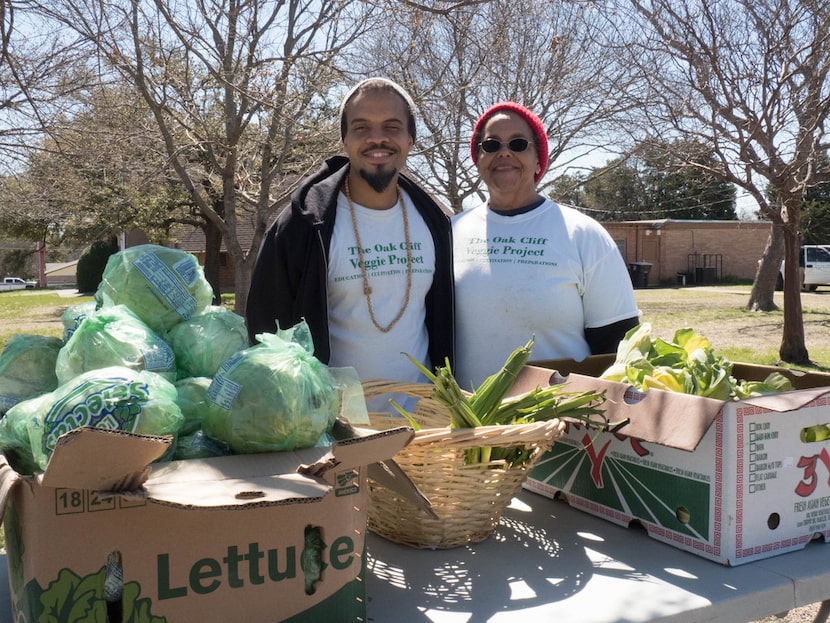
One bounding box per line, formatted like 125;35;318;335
0;277;36;291
775;245;830;291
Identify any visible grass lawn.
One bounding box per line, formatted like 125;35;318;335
0;290;94;349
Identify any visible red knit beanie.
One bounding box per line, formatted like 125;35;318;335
470;102;549;183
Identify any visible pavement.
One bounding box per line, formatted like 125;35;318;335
55;288;83;298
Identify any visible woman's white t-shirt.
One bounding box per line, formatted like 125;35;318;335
327;189;435;382
452;199;639;390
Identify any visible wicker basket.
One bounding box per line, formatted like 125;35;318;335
361;380;565;549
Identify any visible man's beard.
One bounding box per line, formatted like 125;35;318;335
360;168;397;193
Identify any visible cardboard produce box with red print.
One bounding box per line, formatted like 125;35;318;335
519;357;830;566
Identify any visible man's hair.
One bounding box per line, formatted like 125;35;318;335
339;77;417;142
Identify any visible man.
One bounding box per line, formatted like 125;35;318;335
246;78;454;382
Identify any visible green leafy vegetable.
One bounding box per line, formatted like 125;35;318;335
172;430;230;460
95;244;214;334
14;566;167;623
1;366;183;473
0;333;63;415
166;306;249;379
55;304;176;385
733;372;796;399
600;323;793;399
300;525;327;595
60;300;97;341
173;376;212;435
202;323;339;454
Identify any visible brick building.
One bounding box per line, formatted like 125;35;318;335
601;219;773;287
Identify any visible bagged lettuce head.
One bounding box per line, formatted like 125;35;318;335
60;300;97;341
174;376;212;435
173;430;230;460
95;244;214;334
14;366;183;472
55;304;176;385
203;324;338;454
0;334;63;415
167;306;249;379
0;393;52;474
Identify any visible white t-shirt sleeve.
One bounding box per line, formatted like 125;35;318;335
576;221;640;329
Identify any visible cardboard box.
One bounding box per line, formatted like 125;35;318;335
0;425;414;622
519;357;830;566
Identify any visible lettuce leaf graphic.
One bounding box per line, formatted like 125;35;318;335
10;565;166;623
39;567;107;623
120;581;167;623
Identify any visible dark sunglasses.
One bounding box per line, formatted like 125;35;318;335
478;137;531;153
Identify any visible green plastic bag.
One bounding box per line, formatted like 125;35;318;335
55;304;176;385
172;430;230;460
0;334;63;415
95;244;214;334
0;392;49;474
203;323;339;454
174;376;212;435
21;366;184;472
167;306;249;379
60;300;97;341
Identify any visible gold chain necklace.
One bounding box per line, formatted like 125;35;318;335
344;178;413;333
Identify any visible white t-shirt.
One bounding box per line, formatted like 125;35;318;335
327;189;435;382
452;199;639;390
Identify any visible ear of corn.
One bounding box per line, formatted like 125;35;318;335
497;386;609;427
469;337;534;425
398;339;618;467
402;353;482;429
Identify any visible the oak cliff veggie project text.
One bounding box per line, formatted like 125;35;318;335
458;235;559;265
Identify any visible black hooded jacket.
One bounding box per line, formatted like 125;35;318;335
245;155;455;369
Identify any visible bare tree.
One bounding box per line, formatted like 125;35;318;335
609;0;830;365
31;0;375;313
0;2;111;278
396;0;494;14
2;85;188;248
1;0;11;60
0;4;99;176
357;0;637;213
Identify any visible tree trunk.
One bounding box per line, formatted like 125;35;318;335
202;219;223;305
747;223;784;311
233;255;253;318
778;201;810;365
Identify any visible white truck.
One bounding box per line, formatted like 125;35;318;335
776;245;830;291
0;277;37;291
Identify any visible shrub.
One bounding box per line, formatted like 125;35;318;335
75;238;119;293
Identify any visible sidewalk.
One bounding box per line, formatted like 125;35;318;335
55;288;82;298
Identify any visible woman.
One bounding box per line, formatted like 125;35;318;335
452;101;640;389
